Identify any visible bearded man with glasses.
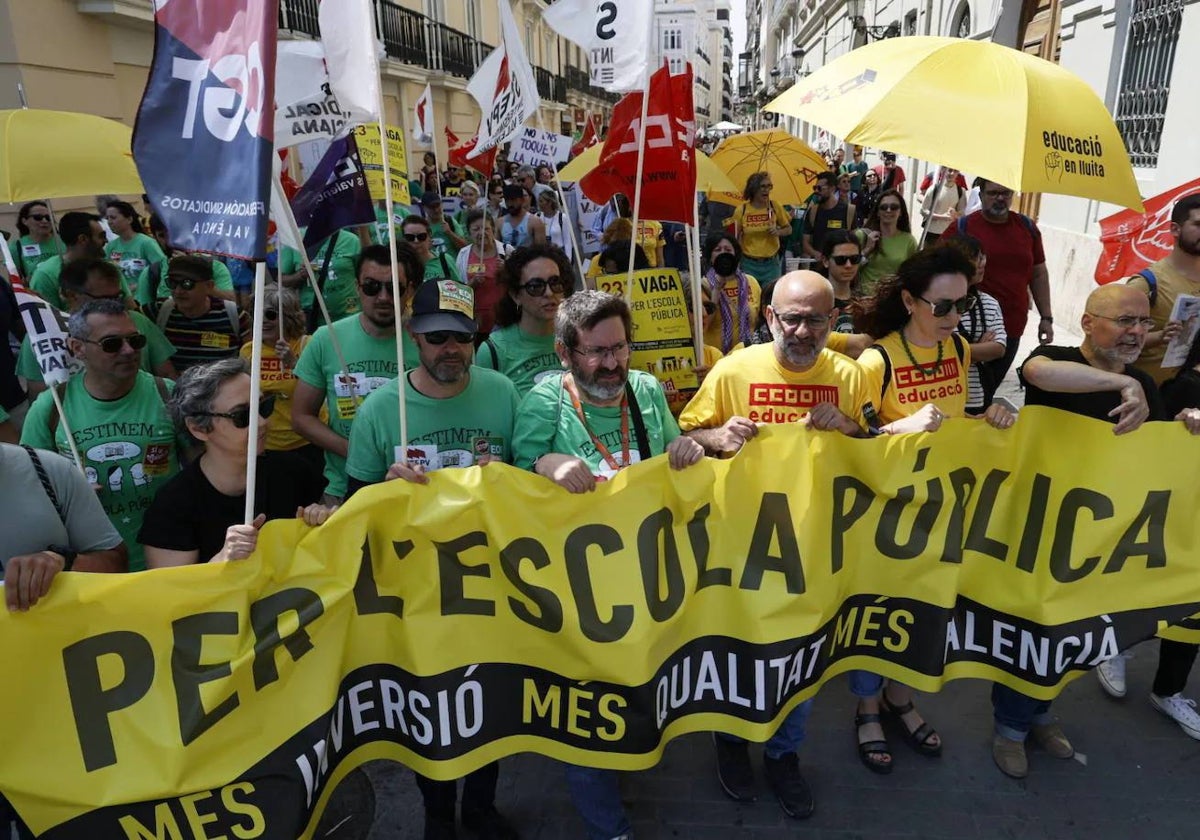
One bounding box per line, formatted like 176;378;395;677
21;298;182;572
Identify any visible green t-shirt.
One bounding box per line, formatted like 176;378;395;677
428;219;462;257
857;231;918;295
105;233;166;296
476;324;562;396
31;257;132;309
16;309;175;384
19;371;180;571
293;314;404;497
841;160;870;192
134;256;234;308
370;205;412;246
9;234;64;278
345;367;520;484
278;230;362;317
512;370;679;477
422;251;462;284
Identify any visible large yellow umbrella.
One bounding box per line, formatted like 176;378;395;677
765;37;1143;211
557;143;738;194
708;129;829;206
0;108;143;202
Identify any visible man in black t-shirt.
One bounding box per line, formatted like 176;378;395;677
801;172;856;267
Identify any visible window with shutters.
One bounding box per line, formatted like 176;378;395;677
1114;0;1183;167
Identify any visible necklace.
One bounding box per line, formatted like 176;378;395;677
900;329;943;377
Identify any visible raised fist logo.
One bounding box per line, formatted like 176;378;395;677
1045;151;1064;181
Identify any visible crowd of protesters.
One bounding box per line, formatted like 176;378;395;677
3;140;1200;840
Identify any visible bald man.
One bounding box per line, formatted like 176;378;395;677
1010;283;1200;777
677;270;875;819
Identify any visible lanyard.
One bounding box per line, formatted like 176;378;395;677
563;374;629;473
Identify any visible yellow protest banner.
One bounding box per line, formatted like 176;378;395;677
353;123;411;206
4;409;1200;837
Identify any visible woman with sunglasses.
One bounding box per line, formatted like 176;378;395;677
729;172;790;286
859;169;884;226
477;244;574;395
237;284;324;475
857;189;918;296
848;247;1015;775
8;201;64;279
104;200;166;298
142;358;333;568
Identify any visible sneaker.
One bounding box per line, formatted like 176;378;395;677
713;734;757;802
424;816;457;840
461;806;519;840
762;752;814;819
1030;722;1074;759
1150;693;1200;740
1097;654;1128;698
991;735;1028;779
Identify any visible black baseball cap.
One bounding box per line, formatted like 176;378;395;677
409;279;477;333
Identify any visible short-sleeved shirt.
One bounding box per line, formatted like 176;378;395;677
31;257;132;309
957;290;1007;410
1127;258;1200;384
159;298;250;371
859;331;971;423
239;335;313;451
840;161;869;192
16;309;175;385
679;343;871;433
0;443;122;574
1019;345;1166;422
476;325;562;396
105;233;167;296
635;220;664;267
512;370;679;477
805;201;855;253
345;367;521;483
278;230;362;316
731;200;789;259
960;211;1046;339
137;451;324;564
9;235;64;279
422;251;463;284
20;372;179;571
135;257;235;309
293;314;405;497
857;232;918;295
703;273;763;353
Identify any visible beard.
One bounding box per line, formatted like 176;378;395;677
572;361;628;402
424;353;469;384
1177;233;1200;257
773;327;820;369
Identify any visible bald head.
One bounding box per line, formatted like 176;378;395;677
772;270;835;312
767;271;836;371
1086;283;1149;317
1082;283;1152;369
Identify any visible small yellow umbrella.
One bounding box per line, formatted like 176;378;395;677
708;129;829;206
765;36;1143;211
0;108;143;202
557;143;738;194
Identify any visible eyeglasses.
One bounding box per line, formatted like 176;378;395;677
403;232;429;243
571;341;631;363
194;395;277;429
983;189;1013;199
775;312;831;330
1087;313;1155;331
359;279;398;297
829;254;862;266
918;295;971;317
262;309;278;321
520;276;566;297
27;214;51;222
877;204;902;212
82;333;148;354
422;330;476;345
165;274;201;290
760;183;774;190
81;290;125;302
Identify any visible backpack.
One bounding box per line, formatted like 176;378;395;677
155;296;241;338
21;445;66;527
956;212;1037;238
868;333;967;397
1127;268;1158;308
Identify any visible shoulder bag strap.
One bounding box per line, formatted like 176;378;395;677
22;445;66;526
623;380;652;460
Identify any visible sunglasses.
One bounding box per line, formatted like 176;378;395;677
918;295;971;317
195;395;277;428
422;330;475;345
165;275;201;290
877;204;902;212
520;276;566;297
82;333;148;354
27;213;51;222
830;254;862;266
359;279;399;297
404;232;429;243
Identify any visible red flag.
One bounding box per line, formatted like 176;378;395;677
580;63;697;224
1096;178;1200;284
446;124;498;177
571;115;598;158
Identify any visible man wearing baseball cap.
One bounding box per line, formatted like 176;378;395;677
499;184;547;249
345;279;521;837
420;190;468;257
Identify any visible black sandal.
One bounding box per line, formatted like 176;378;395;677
854;712;893;774
880;691;942;757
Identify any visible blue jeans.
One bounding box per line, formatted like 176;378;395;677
716;698;813;759
849;670;887;698
564;765;631;840
991;683;1052;741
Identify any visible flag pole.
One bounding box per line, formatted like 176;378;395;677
689;192;704;360
625;69;652;295
243;260;267;525
376;107;410;450
47;385;85;475
535;114;587;282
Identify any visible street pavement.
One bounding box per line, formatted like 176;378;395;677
354;318;1200;838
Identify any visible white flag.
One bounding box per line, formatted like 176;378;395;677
466;0;540;157
274;42;349;149
413;84;434;144
318;0;382;126
543;0;652;92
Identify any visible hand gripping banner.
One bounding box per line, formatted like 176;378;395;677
4;409;1200;837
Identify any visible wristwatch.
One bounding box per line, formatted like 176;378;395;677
46;544;77;572
1040;315;1053;323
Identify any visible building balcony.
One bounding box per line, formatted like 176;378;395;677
533;66;568;104
566;65;621;105
75;0;154;25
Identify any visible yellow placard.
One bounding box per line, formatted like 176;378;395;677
353;123;411;207
615;268;699;404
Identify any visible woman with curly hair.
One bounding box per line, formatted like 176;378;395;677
726;171;790;286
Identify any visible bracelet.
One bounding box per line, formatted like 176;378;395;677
1040;315;1053;323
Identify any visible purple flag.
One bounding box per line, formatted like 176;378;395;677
290;133;376;253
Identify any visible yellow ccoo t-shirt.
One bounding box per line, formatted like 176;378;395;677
858;331;970;424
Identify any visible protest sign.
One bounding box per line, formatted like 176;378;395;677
15;289;71;386
353;123;412;207
616;268;700;398
509;127;572;168
6;412;1200;836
